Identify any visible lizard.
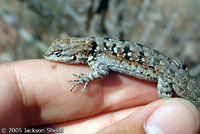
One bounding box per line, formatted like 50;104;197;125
44;37;200;106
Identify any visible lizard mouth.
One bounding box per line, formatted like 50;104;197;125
44;54;54;61
44;54;75;63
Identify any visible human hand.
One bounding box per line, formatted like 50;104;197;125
0;60;199;134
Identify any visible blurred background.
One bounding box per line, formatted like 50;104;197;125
0;0;199;81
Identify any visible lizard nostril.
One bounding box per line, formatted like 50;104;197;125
44;52;50;57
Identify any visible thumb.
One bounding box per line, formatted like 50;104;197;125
145;98;199;134
96;98;199;134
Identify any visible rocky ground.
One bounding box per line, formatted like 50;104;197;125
0;0;199;81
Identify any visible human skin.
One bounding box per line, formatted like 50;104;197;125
0;59;199;134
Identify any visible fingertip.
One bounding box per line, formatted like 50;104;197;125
144;98;199;134
0;64;24;127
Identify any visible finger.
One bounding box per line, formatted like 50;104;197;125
42;106;141;134
96;98;199;134
0;59;158;127
42;98;199;134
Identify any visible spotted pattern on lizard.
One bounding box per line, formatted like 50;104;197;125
44;37;200;106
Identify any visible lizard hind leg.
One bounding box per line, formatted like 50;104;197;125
157;77;173;98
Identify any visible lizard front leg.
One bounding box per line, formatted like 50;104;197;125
68;60;110;92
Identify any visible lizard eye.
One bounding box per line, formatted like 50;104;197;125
54;51;62;57
54;49;63;57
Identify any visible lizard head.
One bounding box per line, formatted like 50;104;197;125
44;38;89;64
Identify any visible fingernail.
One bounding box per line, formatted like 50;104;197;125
144;98;199;134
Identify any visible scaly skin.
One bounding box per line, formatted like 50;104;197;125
44;37;200;106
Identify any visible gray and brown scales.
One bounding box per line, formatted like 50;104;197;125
44;37;200;106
